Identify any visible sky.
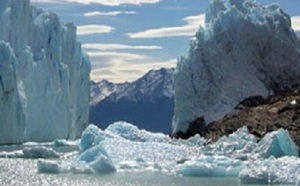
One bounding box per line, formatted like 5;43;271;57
31;0;300;83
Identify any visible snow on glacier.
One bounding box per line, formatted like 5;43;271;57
0;0;90;143
36;122;300;184
172;0;300;134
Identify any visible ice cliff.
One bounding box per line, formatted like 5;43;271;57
173;0;300;134
0;0;91;143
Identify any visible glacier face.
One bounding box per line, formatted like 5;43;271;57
173;0;300;134
0;0;90;143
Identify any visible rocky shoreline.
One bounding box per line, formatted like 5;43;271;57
173;91;300;150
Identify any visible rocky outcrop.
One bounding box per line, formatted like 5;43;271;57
176;91;300;149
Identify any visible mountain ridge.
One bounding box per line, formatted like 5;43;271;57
90;68;174;133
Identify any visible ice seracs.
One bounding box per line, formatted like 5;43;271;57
0;0;90;143
0;41;25;144
172;0;300;134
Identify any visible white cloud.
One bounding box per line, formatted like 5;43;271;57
84;43;169;82
82;43;163;50
126;14;205;38
83;11;136;17
31;0;161;6
31;0;62;3
91;58;176;83
77;24;114;35
87;51;148;60
292;15;300;37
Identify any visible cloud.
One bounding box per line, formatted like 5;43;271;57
84;42;169;82
90;58;176;83
31;0;62;3
77;24;114;35
126;14;205;38
291;15;300;37
82;43;163;51
31;0;161;6
83;11;136;17
87;51;148;61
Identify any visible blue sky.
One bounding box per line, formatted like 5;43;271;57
31;0;300;83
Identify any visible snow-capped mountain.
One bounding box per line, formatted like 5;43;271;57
173;0;300;135
90;68;174;133
90;80;118;105
0;0;90;144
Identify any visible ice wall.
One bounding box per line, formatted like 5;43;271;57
0;0;91;143
173;0;300;134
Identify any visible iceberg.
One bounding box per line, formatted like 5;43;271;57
22;147;60;159
36;122;300;184
172;0;300;134
38;122;201;174
0;146;60;159
177;156;244;177
204;126;258;159
0;0;90;144
254;128;299;158
239;156;300;184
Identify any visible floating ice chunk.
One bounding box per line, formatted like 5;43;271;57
37;160;62;174
204;126;257;159
239;156;300;184
255;129;299;158
105;121;169;142
78;144;109;163
36;123;300;183
80;124;105;152
89;155;116;173
0;147;60;159
37;160;93;174
78;138;116;173
53;139;73;147
22;147;60;159
38;123;200;174
38;146;116;174
0;150;23;158
23;141;52;146
176;134;207;147
177;156;244;177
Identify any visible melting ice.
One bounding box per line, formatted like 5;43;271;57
36;122;300;184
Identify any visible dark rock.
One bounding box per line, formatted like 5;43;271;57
235;95;267;110
177;91;300;150
171;131;188;139
172;117;207;139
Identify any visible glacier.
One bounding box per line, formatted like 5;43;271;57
36;122;300;184
0;0;90;143
172;0;300;134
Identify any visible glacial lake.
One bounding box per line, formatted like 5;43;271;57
0;158;296;186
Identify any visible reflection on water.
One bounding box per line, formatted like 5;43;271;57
0;158;295;186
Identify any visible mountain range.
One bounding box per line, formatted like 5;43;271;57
89;68;174;134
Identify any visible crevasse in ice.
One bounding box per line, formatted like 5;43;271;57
172;0;300;134
0;0;90;143
38;122;300;184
